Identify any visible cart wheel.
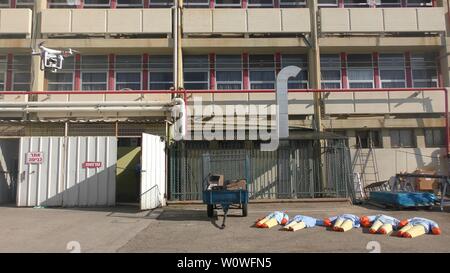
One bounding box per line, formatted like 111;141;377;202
207;205;214;218
242;204;248;217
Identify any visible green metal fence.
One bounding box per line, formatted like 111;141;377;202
169;139;353;201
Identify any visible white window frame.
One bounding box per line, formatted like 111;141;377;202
281;54;308;89
406;0;432;7
215;0;242;8
249;54;275;90
320;54;342;89
117;0;144;8
318;0;339;7
344;0;371;7
48;0;78;8
0;55;6;91
80;55;108;91
215;55;243;90
47;57;75;91
424;128;445;147
375;0;401;7
411;53;439;88
16;0;34;8
115;71;142;90
81;71;108;91
149;56;174;90
149;0;174;7
390;129;416;148
115;55;142;91
279;0;307;8
184;0;210;8
247;0;274;8
47;72;75;91
184;55;209;90
347;54;374;89
84;0;111;8
0;0;10;8
12;55;31;92
379;53;406;88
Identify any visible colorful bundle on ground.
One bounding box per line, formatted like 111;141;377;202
360;214;400;235
324;214;360;232
283;215;323;231
397;217;441;238
255;211;289;228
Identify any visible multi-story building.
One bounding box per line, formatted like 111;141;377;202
0;0;448;208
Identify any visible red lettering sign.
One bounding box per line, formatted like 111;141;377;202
26;152;43;164
82;162;102;168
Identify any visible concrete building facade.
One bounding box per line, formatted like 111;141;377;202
0;0;449;206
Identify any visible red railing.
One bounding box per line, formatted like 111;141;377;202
0;87;448;155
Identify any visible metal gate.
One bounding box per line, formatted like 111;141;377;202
169;140;353;201
17;137;117;207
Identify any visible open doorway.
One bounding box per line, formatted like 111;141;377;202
116;138;142;205
0;139;19;205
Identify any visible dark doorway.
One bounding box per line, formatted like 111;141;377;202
116;138;142;204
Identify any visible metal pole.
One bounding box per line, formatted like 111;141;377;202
308;0;325;195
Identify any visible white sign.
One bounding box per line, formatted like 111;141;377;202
26;152;43;164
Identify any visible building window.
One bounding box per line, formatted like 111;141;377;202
249;54;275;90
279;0;306;8
149;55;173;90
344;0;370;7
215;55;242;90
411;53;438;88
215;0;242;7
0;0;9;8
318;0;339;7
184;55;209;90
0;56;6;91
16;0;34;8
379;53;406;88
356;130;382;148
406;0;432;7
184;0;209;7
84;0;111;8
347;54;374;89
425;128;445;147
149;0;174;7
81;55;108;91
320;54;341;89
117;0;144;8
248;0;274;7
281;54;308;89
12;55;31;91
48;0;78;8
375;0;401;7
47;56;75;91
390;129;416;148
115;55;141;90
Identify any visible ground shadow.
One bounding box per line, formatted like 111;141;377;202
156;209;211;222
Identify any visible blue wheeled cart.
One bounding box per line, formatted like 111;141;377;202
203;189;249;229
201;151;251;229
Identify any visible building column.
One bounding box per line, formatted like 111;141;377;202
31;0;48;92
415;128;426;148
347;130;357;149
381;129;391;149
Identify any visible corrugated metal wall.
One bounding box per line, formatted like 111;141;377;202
17;137;117;207
169;140;353;201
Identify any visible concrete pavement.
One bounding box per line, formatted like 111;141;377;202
0;202;449;252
